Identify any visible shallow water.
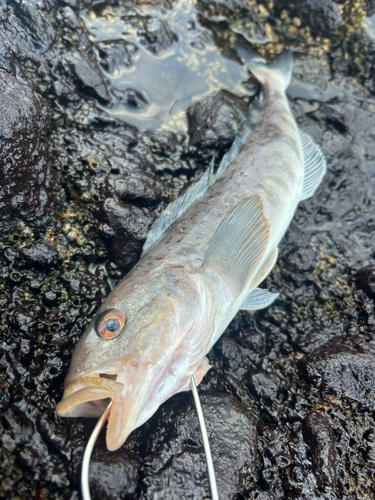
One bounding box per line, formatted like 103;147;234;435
82;0;250;132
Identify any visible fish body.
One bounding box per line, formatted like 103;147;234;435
56;47;326;451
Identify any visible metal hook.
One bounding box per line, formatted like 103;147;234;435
81;400;112;500
81;381;218;500
190;376;219;500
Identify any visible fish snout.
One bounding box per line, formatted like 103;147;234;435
55;373;123;419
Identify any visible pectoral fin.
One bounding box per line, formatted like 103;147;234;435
204;195;269;297
249;247;278;289
241;288;279;312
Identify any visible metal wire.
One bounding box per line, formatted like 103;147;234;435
81;400;113;500
190;376;219;500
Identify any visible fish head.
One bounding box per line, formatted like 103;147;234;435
56;270;205;450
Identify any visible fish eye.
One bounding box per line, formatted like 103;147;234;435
96;309;126;339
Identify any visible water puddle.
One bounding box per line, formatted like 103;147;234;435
81;0;249;132
364;12;375;38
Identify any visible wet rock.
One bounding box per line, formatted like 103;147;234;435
89;447;140;500
0;0;56;57
141;130;189;173
8;300;44;334
197;0;257;21
303;412;337;490
18;240;63;270
365;0;375;16
299;335;375;408
0;71;58;236
287;0;343;37
95;40;138;74
279;222;317;274
196;0;267;43
98;197;154;269
142;392;257;499
187;90;248;156
285;428;320;498
137;16;177;55
113;88;148;110
346;31;375;94
0;41;16;75
68;51;110;103
56;5;81;30
220;337;246;373
248;372;281;401
105;172;162;205
56;127;139;179
353;265;375;300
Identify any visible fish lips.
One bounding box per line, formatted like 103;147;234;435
56;374;143;451
56;375;123;418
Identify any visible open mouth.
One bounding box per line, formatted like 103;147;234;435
56;372;123;419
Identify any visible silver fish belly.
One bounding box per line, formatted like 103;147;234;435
56;48;326;451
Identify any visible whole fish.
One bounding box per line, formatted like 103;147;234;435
56;45;326;451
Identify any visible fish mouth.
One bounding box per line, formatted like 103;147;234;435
56;371;147;451
56;373;123;419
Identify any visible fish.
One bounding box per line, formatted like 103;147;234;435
56;44;326;451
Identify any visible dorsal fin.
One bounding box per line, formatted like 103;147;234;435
142;158;215;254
142;96;264;254
203;195;269;298
299;131;326;201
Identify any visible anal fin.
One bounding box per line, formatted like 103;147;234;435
241;288;279;312
299;131;326;201
203;195;270;298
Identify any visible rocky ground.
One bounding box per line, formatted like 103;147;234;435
1;0;375;499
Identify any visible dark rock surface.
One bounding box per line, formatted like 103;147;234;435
366;0;375;16
196;0;268;43
141;393;257;499
299;335;375;408
0;41;16;75
353;265;375;300
89;447;140;500
290;0;343;37
303;412;337;491
18;240;63;270
187;90;249;156
1;1;375;500
0;70;57;236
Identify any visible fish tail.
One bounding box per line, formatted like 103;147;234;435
235;41;293;91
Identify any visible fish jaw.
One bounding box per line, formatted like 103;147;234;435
56;373;124;418
56;355;212;451
55;362;172;450
55;371;146;450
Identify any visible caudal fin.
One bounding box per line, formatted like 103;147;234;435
235;41;293;91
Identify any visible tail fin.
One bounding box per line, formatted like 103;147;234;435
235;41;293;91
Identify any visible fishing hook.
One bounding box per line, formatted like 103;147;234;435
81;378;219;500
